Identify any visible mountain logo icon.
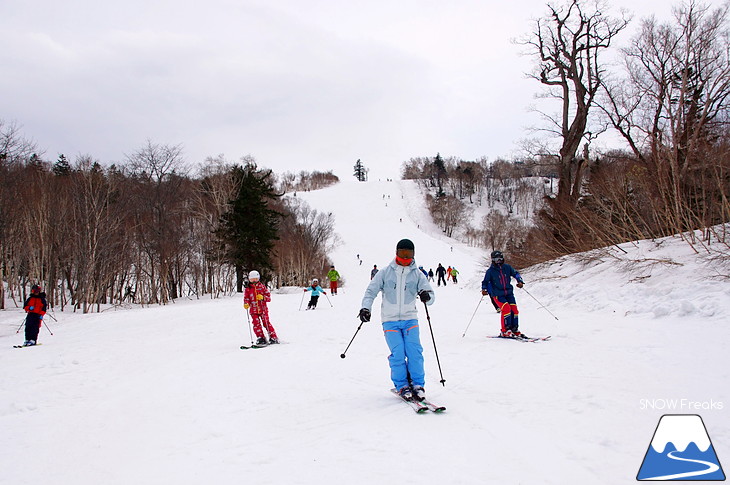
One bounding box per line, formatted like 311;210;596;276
637;414;726;481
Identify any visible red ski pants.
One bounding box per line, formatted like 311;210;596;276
493;295;519;332
251;310;278;340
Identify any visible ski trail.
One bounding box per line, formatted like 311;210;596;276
642;451;720;480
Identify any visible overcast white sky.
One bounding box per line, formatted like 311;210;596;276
2;0;684;179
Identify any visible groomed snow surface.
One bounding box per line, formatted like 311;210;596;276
1;180;728;485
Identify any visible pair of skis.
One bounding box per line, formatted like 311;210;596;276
240;340;282;349
391;389;446;414
488;335;551;343
13;343;42;349
240;342;278;349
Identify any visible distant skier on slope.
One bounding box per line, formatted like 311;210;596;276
450;267;459;284
326;266;341;295
358;238;435;402
435;264;447;286
243;271;279;345
481;251;526;338
303;279;327;310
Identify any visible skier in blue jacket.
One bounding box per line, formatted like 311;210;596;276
358;239;435;402
481;250;526;338
304;278;327;310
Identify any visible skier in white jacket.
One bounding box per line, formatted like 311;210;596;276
359;238;435;402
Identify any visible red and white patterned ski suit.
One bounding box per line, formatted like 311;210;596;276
243;282;278;340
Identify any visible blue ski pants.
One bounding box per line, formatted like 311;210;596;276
383;319;424;390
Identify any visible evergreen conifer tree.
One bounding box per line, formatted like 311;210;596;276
434;153;446;197
353;159;367;181
53;154;71;176
217;163;283;291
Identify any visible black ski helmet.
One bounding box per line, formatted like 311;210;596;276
31;284;41;293
396;238;415;252
491;250;504;264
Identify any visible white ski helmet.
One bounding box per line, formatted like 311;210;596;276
248;270;260;281
312;278;319;284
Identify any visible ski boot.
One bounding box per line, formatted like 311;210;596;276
268;337;279;345
412;386;426;402
397;386;414;401
513;330;527;339
255;337;268;346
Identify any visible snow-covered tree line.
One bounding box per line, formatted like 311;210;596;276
0;132;337;311
277;170;339;193
401;154;552;251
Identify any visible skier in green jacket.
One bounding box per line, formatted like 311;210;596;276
327;265;341;295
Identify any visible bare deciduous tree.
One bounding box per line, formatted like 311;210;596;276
519;0;630;208
600;0;730;235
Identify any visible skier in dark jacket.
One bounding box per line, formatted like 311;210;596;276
22;284;47;346
435;264;447;286
481;251;526;338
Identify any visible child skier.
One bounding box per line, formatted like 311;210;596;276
358;238;435;402
22;284;47;346
481;250;526;338
243;270;279;345
303;278;327;310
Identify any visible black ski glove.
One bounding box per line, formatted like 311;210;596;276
418;290;431;303
358;308;371;323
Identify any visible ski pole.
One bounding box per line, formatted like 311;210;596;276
41;317;54;336
16;317;25;334
298;290;306;311
340;318;365;359
461;295;484;338
423;301;446;386
245;307;255;345
520;287;559;320
323;292;334;307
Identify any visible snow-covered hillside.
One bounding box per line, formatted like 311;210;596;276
1;179;728;485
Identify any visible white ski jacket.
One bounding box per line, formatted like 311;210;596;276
361;259;435;322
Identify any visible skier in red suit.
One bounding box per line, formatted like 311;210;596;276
243;270;279;345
